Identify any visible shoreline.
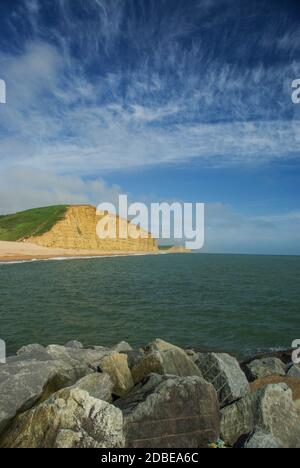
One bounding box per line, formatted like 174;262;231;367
0;240;162;264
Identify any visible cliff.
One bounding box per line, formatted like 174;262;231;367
25;205;158;253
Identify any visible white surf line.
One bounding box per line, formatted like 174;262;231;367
0;252;160;265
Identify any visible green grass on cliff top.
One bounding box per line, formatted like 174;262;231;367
0;205;68;242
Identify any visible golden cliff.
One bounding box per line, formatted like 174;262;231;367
26;205;158;253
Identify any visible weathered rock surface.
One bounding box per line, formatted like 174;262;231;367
0;357;90;435
0;388;125;448
250;375;300;401
124;349;145;369
131;340;202;385
288;364;300;379
98;353;134;397
220;392;255;446
221;383;300;448
245;357;286;381
243;430;283;449
143;339;183;353
16;344;47;356
115;373;220;448
195;353;250;407
71;373;114;402
111;342;133;354
65;340;84;349
46;344;109;369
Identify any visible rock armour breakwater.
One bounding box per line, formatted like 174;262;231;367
0;339;299;448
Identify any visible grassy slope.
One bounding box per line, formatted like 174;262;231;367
0;206;68;242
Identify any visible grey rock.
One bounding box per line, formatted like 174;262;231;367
0;357;90;435
14;344;51;362
124;349;145;369
71;373;114;402
65;340;84;349
220;392;255;446
0;388;125;448
243;430;283;449
46;344;110;369
195;353;250;407
221;383;300;448
245;357;286;381
16;344;46;355
111;342;133;354
131;344;203;385
256;384;300;448
115;373;220;448
287;364;300;379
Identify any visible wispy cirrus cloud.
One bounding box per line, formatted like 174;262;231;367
0;0;300;174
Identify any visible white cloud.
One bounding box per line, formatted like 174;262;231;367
0;168;121;214
0;2;300;176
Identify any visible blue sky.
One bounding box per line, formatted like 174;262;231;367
0;0;300;254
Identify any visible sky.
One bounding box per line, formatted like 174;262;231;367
0;0;300;254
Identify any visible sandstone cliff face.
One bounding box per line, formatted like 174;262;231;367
26;205;158;253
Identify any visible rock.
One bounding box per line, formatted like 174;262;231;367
245;357;286;381
220;391;254;446
294;400;300;418
250;375;300;401
14;344;51;362
143;339;182;353
98;353;134;397
71;373;114;402
65;340;84;349
0;388;125;448
115;373;220;448
221;383;300;448
288;364;300;379
111;342;133;354
242;430;283;449
0;357;90;435
124;349;145;369
195;353;250;407
131;344;203;385
255;384;300;448
46;344;110;369
16;344;46;356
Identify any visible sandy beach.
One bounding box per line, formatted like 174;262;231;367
0;241;159;263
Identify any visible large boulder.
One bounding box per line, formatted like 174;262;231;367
242;430;283;449
0;356;90;435
98;353;134;397
46;344;110;369
0;388;125;448
245;357;286;381
195;353;250;407
288;364;300;379
220;391;254;446
143;339;183;353
65;340;84;349
111;342;133;354
71;373;114;402
250;375;300;401
131;341;203;385
221;383;300;448
254;384;300;448
115;373;220;448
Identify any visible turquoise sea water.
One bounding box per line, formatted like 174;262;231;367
0;254;299;357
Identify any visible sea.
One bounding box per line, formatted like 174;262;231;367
0;253;299;358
